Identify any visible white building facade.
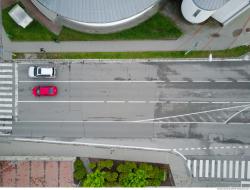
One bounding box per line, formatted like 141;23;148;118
181;0;250;25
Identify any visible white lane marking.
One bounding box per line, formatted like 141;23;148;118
0;63;12;67
237;80;250;83
0;92;12;96
217;160;221;178
215;80;232;83
205;160;209;178
0;110;12;113
192;81;210;83
0;70;12;73
223;160;227;178
229;160;233;178
169;101;189;104
136;104;250;123
169;80;189;83
127;101;146;103
0;81;12;84
18;100;105;103
0;126;12;130
235;161;239;179
0;115;12;119
0;121;12;124
0;98;12;102
225;106;250;124
0;75;12;79
18;80;166;83
241;161;245;179
211;160;215;178
0;87;12;90
211;101;231;104
199;160;203;177
0;104;12;108
187;160;191;171
247;161;250;179
193;160;197;177
106;101;125;103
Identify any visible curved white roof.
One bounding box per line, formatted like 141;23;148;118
181;0;215;24
37;0;159;24
193;0;230;11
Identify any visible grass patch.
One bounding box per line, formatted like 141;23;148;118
14;46;249;59
2;4;57;41
58;13;182;41
2;3;182;41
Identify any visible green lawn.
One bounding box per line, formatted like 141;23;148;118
2;4;57;41
14;46;249;59
2;3;182;41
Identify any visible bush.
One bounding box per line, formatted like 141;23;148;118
74;158;84;171
105;172;118;182
120;169;148;187
89;162;96;170
117;161;137;173
73;169;87;181
97;160;113;170
83;169;106;187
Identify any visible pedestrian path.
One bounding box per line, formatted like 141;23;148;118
187;158;250;181
0;63;13;135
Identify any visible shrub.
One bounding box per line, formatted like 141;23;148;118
117;161;137;173
97;160;113;170
120;169;148;187
105;172;118;182
139;163;153;176
74;158;84;171
83;169;106;187
73;169;87;181
89;162;96;170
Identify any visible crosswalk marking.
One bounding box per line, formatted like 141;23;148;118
235;161;239;178
0;75;12;79
229;160;233;178
193;160;197;177
247;161;250;179
199;160;203;177
187;160;191;171
211;160;215;178
205;160;209;177
0;62;14;135
217;160;221;178
223;160;227;178
241;161;245;179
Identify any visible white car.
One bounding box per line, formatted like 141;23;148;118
28;66;56;78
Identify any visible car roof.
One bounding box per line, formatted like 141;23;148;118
40;67;53;75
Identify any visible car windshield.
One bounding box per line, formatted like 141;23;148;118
49;87;53;94
36;88;40;95
38;68;42;74
34;67;37;75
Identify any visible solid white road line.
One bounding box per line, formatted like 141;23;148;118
217;160;221;178
0;75;12;79
0;104;12;108
241;161;245;179
18;80;166;83
229;160;233;178
0;110;12;113
211;160;215;178
223;160;227;178
235;161;239;179
199;160;203;177
0;92;12;96
193;160;197;177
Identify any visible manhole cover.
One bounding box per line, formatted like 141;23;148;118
232;29;243;37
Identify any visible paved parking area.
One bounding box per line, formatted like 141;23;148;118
0;160;74;187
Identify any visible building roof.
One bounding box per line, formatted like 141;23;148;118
193;0;230;11
8;4;33;28
37;0;159;24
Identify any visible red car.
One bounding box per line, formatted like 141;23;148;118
32;86;57;97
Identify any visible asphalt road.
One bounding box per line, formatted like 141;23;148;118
13;60;250;139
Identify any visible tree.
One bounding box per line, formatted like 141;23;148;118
74;158;84;171
97;160;113;170
120;169;148;187
117;161;137;173
83;169;106;187
89;162;96;170
105;171;118;182
73;158;87;182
